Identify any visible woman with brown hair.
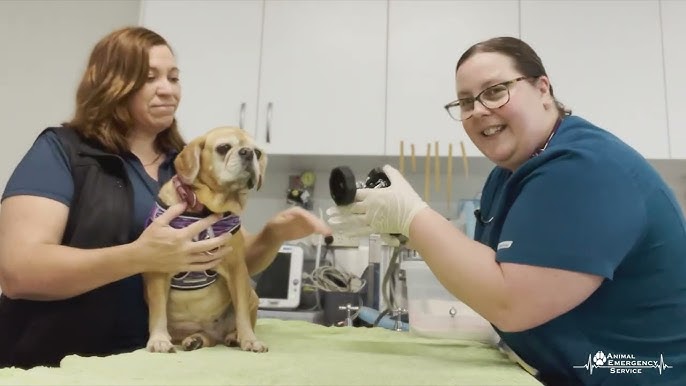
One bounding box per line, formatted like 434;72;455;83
0;26;330;369
329;36;686;385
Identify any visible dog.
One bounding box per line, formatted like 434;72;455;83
143;126;268;354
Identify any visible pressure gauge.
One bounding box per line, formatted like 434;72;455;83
300;171;316;188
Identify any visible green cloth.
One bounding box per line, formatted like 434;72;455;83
0;319;540;385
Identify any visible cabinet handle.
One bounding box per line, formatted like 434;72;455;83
239;102;246;130
266;102;273;144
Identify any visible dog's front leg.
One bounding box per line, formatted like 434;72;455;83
220;262;268;353
143;273;175;353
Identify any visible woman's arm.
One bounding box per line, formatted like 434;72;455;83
0;195;142;300
243;228;283;276
408;207;603;332
0;196;232;301
244;207;332;276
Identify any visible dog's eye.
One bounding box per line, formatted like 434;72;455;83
216;144;232;156
254;149;262;160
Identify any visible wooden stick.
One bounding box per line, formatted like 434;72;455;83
447;143;453;216
424;143;431;201
434;141;440;192
399;140;405;175
411;144;416;172
460;141;469;179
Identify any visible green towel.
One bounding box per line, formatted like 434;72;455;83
0;319;540;385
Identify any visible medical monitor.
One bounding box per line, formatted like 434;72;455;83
255;244;304;310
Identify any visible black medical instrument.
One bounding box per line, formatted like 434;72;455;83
329;166;405;243
329;166;390;206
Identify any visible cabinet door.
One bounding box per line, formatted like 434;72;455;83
386;0;519;157
256;0;387;155
661;0;686;159
521;0;668;159
140;0;263;141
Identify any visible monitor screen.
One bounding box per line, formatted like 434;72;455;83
255;252;291;300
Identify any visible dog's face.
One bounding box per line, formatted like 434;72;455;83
174;126;267;212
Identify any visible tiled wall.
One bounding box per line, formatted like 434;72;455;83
241;155;686;234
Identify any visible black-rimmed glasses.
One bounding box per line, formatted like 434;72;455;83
444;76;531;121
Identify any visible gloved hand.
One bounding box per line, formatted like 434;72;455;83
326;164;428;238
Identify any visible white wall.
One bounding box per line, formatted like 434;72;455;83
0;0;141;191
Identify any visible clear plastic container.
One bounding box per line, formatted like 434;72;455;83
401;259;499;344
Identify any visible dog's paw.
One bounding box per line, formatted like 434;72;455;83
146;337;176;353
182;335;205;351
223;332;239;347
240;339;269;353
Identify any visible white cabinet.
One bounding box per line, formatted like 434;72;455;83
521;0;669;159
256;0;387;155
661;0;686;159
141;0;387;155
386;0;519;157
140;0;263;141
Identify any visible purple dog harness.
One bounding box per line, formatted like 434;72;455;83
146;200;241;290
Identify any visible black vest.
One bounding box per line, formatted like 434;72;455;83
0;126;144;369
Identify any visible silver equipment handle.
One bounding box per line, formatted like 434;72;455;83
266;102;273;143
239;102;246;130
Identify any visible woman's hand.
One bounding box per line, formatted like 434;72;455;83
327;164;428;238
263;206;332;243
134;203;234;274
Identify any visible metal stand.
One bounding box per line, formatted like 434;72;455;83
391;308;408;331
338;303;360;327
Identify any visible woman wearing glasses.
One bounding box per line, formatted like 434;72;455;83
328;36;686;385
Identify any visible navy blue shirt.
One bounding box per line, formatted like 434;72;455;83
476;115;686;385
1;130;176;350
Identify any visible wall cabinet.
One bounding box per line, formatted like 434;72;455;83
521;0;669;159
142;0;684;160
255;0;387;155
661;0;686;159
385;0;519;157
141;0;387;155
140;0;263;141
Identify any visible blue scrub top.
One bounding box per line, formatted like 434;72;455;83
475;115;686;385
2;129;177;350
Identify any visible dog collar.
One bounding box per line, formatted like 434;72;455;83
145;201;242;291
172;175;205;212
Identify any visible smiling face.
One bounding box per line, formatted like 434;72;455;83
127;45;181;136
456;52;557;170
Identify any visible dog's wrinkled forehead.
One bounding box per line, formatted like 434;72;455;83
203;127;256;154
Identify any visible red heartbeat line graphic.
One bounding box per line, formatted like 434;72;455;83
573;354;673;375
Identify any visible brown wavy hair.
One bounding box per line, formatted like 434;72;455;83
65;26;185;154
456;36;571;118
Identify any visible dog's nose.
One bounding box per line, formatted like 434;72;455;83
239;147;254;161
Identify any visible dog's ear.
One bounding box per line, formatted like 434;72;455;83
256;175;263;191
175;136;205;185
256;152;268;191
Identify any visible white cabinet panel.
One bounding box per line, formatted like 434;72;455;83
661;0;686;159
521;0;669;159
140;0;263;141
386;0;519;157
256;0;387;155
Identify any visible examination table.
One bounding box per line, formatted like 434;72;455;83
0;319;541;385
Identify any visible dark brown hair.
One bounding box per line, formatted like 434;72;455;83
65;26;185;154
456;36;571;117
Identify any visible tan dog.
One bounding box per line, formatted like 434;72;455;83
143;126;268;353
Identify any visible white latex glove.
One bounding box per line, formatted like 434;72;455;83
327;164;428;238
